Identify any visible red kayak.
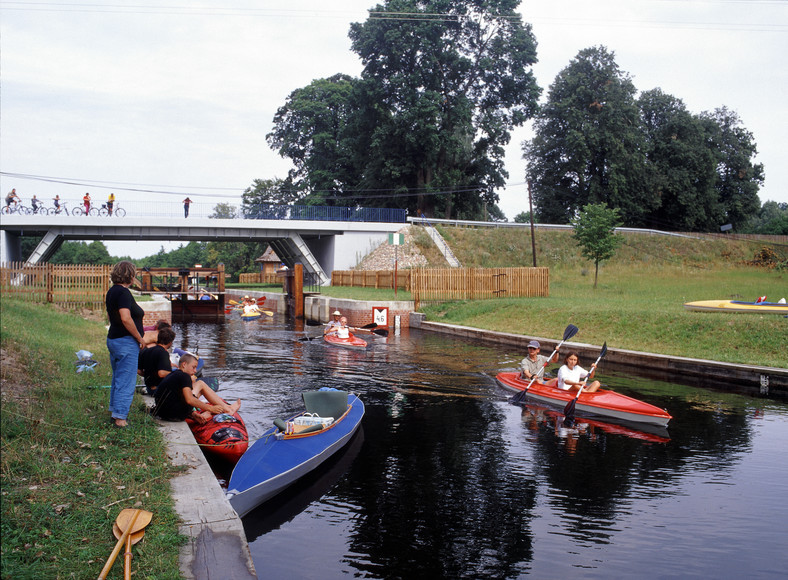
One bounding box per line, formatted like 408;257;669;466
186;409;249;464
496;371;672;427
324;332;368;350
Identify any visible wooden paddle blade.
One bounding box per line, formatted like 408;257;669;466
117;508;153;535
113;523;145;545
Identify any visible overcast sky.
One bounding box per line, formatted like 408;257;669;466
1;0;786;258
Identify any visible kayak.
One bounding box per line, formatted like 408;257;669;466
684;299;788;314
324;332;368;350
496;371;672;427
241;311;262;320
227;390;364;518
186;408;248;465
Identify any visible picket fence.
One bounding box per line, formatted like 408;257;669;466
238;272;281;285
0;262;111;309
332;267;549;306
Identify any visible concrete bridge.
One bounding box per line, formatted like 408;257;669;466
0;212;406;285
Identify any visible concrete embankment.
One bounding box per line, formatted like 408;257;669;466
142;396;257;580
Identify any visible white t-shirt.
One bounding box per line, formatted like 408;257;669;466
557;365;590;390
336;326;350;339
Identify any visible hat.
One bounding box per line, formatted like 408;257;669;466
527;340;540;349
333;310;341;315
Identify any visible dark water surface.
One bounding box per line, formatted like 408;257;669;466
176;316;788;579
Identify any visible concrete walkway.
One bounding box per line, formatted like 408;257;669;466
143;395;257;579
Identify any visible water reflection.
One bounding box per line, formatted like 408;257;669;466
172;318;788;579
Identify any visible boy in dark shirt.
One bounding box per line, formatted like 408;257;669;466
138;327;176;395
152;355;223;422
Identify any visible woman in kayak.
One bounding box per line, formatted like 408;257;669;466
557;352;601;393
335;317;351;339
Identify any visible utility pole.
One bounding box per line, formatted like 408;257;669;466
528;181;537;267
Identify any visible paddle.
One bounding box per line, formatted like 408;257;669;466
113;523;145;580
352;325;389;337
563;342;607;421
512;324;579;404
98;508;153;579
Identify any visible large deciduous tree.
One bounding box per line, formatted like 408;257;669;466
524;46;653;226
638;88;721;231
349;0;540;219
700;107;764;230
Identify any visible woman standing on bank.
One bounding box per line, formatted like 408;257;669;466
106;261;145;428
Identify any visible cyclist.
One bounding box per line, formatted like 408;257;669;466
83;192;91;216
107;192;115;216
31;195;42;214
5;188;20;210
53;195;61;212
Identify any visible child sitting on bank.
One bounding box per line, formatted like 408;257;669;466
152;354;240;422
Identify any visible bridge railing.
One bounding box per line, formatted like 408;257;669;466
242;204;407;223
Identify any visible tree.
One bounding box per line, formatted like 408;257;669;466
638;88;721;231
240;179;298;218
50;241;114;265
513;211;531;223
745;201;788;235
266;75;360;205
349;0;540;219
571;203;623;288
209;203;238;219
525;46;654;226
700;107;764;230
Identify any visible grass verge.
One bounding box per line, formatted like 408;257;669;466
1;299;186;579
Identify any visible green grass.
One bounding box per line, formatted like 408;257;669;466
421;263;787;368
1;299;186;579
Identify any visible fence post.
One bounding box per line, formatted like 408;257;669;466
46;262;54;303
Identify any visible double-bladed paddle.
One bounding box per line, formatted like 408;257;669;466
563;342;607;421
512;324;579;404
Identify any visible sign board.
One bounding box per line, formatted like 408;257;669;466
720;224;733;232
388;233;405;245
373;307;389;327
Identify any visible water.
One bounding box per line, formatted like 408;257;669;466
176;316;788;579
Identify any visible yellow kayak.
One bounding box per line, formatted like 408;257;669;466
684;300;788;314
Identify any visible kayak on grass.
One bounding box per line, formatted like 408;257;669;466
684;299;788;314
496;371;672;428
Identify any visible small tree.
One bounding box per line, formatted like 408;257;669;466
571;203;623;288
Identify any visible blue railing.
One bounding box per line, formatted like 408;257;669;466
243;204;407;224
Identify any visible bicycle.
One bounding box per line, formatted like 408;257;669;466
1;203;31;215
98;202;126;217
72;205;99;217
51;201;70;216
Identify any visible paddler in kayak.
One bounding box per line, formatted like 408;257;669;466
323;310;342;336
242;296;260;315
557;352;601;393
520;340;559;381
335;317;351;339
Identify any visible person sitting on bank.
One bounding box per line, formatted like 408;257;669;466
152;354;240;422
557;352;601;393
336;316;351;339
324;310;342;335
138;326;176;395
520;340;559;381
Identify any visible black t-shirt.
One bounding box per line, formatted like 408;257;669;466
138;345;171;393
153;369;194;421
106;284;144;340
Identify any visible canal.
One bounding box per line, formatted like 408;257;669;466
175;315;788;579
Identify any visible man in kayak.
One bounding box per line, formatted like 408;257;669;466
520;340;559;381
557;352;601;393
152;354;240;422
324;310;342;336
138;326;176;395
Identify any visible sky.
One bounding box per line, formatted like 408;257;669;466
1;0;786;259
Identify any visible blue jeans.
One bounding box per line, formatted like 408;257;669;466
107;335;139;420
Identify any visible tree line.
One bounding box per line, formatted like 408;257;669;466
249;1;781;233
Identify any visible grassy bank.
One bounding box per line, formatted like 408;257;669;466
412;228;786;367
1;300;184;579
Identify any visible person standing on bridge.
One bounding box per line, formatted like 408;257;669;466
183;197;192;218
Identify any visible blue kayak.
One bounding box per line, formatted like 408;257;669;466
226;390;364;518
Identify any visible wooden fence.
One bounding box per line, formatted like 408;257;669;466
331;269;411;290
0;262;111;309
331;267;549;305
238;272;281;285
